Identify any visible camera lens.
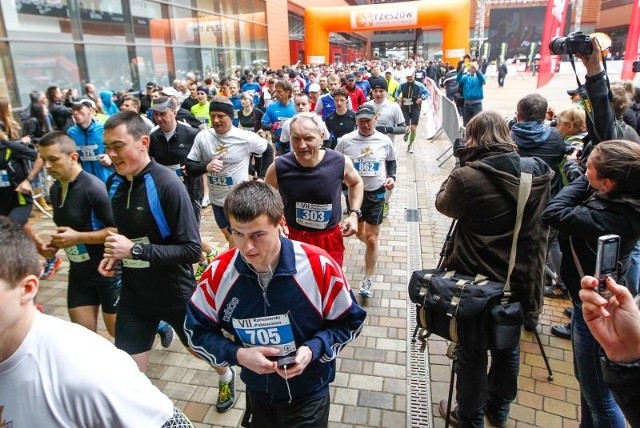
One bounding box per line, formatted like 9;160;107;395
549;37;568;55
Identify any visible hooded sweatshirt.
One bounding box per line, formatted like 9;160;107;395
100;90;119;116
510;121;566;196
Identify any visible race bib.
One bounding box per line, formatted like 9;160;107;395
353;158;380;177
78;145;99;162
295;202;331;229
233;313;297;357
207;173;233;190
0;170;10;187
167;163;184;182
122;236;150;268
64;244;90;263
402;98;413;105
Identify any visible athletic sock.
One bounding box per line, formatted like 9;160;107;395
219;368;233;382
409;130;416;146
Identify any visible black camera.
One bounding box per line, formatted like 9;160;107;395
549;31;593;56
633;61;640;73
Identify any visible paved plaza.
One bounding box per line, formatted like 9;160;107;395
29;71;607;427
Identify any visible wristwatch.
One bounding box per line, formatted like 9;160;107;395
349;209;363;219
131;243;145;260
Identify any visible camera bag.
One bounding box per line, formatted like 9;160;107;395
409;164;532;351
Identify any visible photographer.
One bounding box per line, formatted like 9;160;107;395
542;139;640;427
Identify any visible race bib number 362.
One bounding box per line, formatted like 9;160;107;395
233;313;297;357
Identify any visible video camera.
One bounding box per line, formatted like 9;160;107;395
549;31;593;56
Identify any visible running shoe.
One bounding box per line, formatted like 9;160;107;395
157;321;174;348
382;202;390;219
201;195;211;208
40;256;62;280
408;145;415;153
359;276;373;298
216;367;237;412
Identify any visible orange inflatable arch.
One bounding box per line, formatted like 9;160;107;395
304;0;469;66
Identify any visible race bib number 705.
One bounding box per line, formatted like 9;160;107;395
232;313;297;357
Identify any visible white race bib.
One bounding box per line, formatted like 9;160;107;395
64;244;90;263
295;202;331;230
167;164;184;182
353;157;380;177
233;313;297;357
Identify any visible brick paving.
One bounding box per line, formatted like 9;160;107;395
29;71;598;427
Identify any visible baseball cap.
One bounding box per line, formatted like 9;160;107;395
356;104;376;119
150;96;176;112
567;87;581;96
308;83;321;93
369;78;388;91
71;98;96;110
405;69;415;77
346;73;356;81
146;81;156;88
160;87;180;98
384;69;393;75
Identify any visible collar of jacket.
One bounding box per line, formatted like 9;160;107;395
234;236;298;278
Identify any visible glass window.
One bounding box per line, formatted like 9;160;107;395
134;45;171;90
169;5;198;46
173;46;202;79
3;0;73;41
219;0;238;17
250;1;266;25
196;13;222;48
79;0;127;42
11;41;80;107
131;1;166;41
85;44;131;92
221;17;240;50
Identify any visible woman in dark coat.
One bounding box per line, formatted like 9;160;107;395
543;139;640;427
436;111;553;427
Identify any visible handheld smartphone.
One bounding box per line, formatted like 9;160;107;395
277;355;297;369
594;234;620;296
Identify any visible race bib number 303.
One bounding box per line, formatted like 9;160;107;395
233;313;297;357
295;202;332;229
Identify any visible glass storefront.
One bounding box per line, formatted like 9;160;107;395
0;0;268;109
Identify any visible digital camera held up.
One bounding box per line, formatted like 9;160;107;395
549;31;593;56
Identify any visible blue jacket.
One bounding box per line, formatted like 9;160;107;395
261;100;296;139
67;120;111;183
456;71;485;101
185;238;366;403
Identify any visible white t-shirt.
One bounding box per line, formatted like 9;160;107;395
188;126;268;206
0;313;174;427
364;100;405;129
279;113;330;144
335;130;397;191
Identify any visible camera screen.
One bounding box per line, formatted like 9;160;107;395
602;240;618;272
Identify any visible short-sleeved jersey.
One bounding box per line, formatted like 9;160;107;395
363;100;404;129
335;130;397;191
187;127;267;206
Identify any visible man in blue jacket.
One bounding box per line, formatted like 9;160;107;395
456;62;485;125
66;99;112;183
185;181;366;427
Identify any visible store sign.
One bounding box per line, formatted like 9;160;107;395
307;56;326;65
350;6;417;30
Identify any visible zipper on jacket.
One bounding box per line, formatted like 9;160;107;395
126;179;133;209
